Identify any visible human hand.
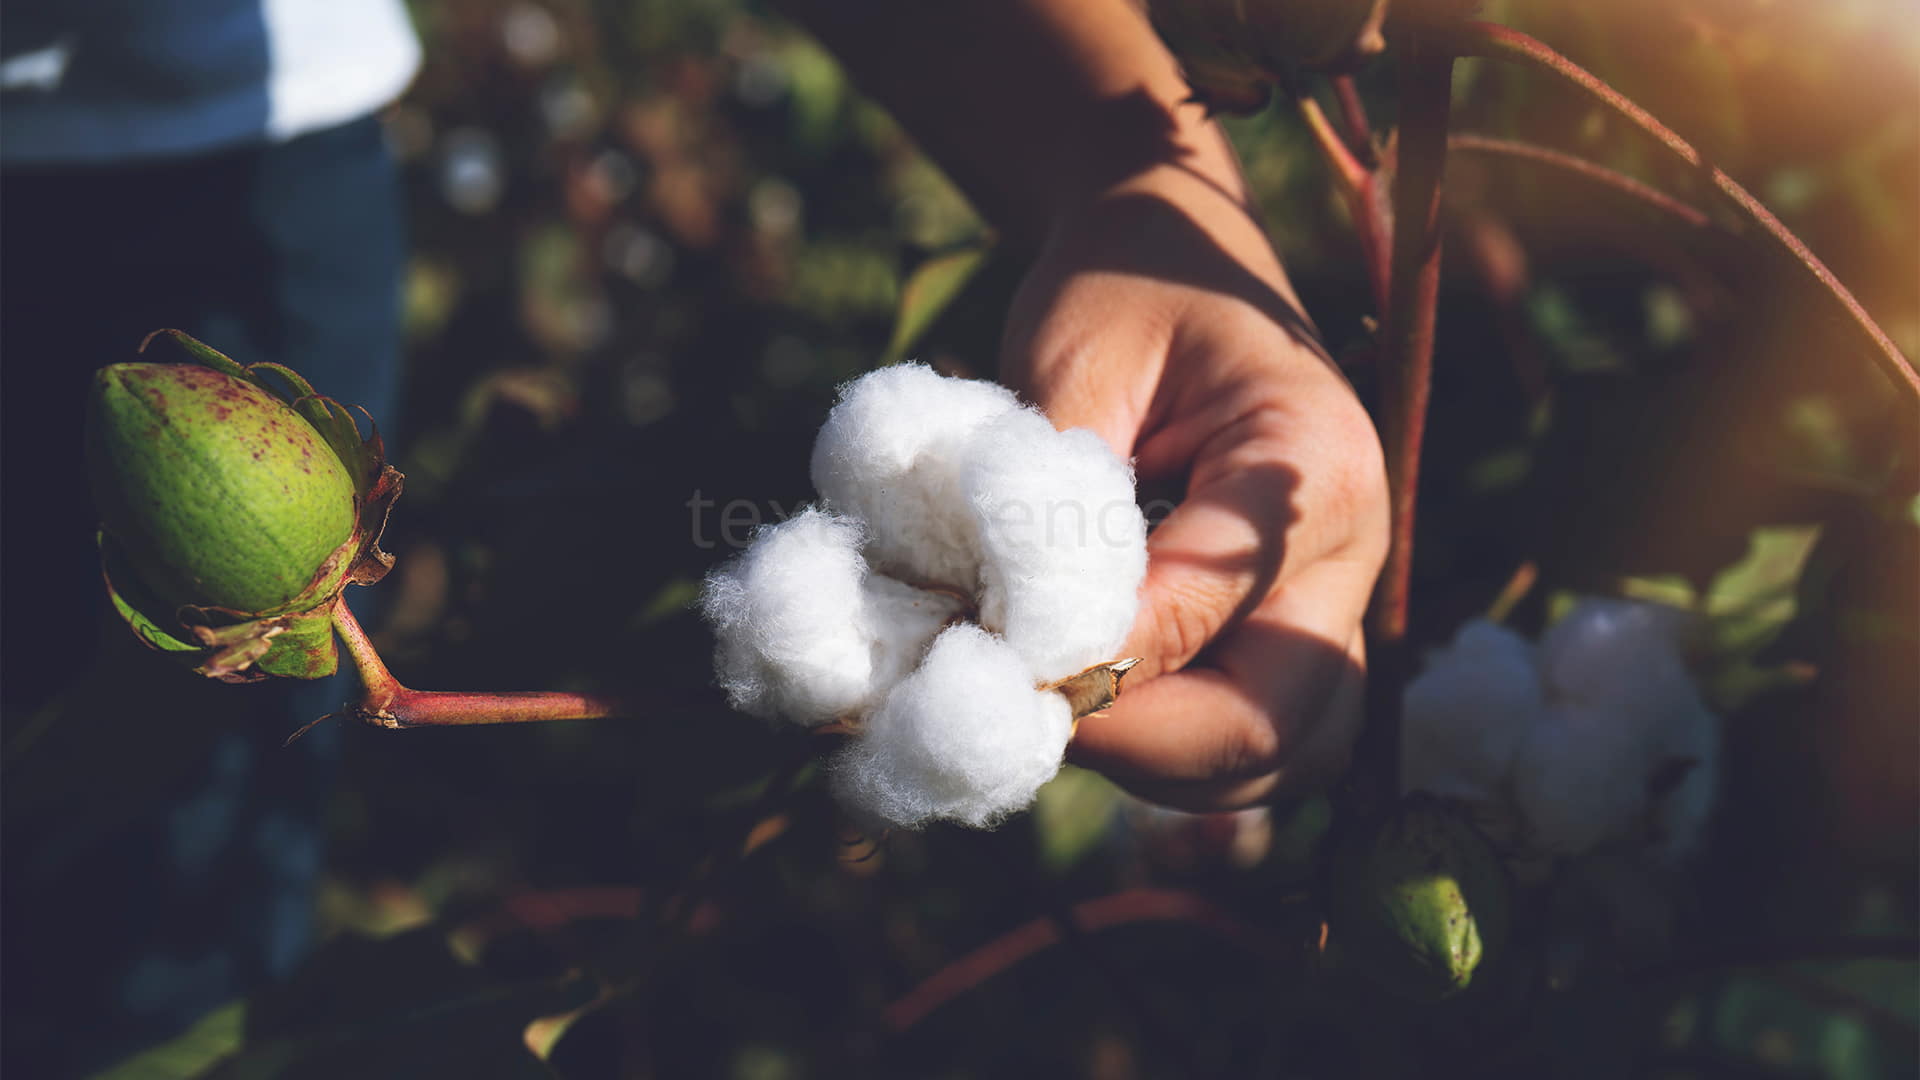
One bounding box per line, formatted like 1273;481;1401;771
1000;160;1390;811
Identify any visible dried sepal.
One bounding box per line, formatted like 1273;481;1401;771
1043;657;1143;722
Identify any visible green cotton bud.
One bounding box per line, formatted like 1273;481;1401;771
83;331;402;683
87;363;359;616
1330;796;1511;1001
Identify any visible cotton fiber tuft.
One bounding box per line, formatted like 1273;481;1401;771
703;365;1148;830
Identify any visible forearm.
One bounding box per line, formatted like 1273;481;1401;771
779;0;1249;249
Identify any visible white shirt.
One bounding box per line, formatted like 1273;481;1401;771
1;0;421;164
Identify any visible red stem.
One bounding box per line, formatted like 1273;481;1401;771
1369;33;1453;647
1330;74;1378;168
330;598;624;728
1447;133;1711;229
881;888;1289;1033
1446;19;1919;401
1297;93;1393;317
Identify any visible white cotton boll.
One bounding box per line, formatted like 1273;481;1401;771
1513;701;1657;855
833;623;1074;829
965;409;1148;681
1538;597;1695;710
862;573;965;688
701;508;956;725
1642;673;1721;861
1400;619;1545;803
809;364;1022;588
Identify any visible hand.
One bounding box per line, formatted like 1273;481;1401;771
1001;161;1390;811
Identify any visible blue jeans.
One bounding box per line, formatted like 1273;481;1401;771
1;115;404;1077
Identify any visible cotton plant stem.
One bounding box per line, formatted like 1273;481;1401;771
1448;134;1712;229
1297;93;1393;317
329;597;623;728
1369;34;1453;647
1330;74;1378;168
881;888;1289;1033
1445;19;1919;400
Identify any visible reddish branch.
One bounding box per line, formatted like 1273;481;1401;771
1445;19;1919;400
1330;75;1378;168
1297;94;1392;317
882;887;1287;1033
330;597;624;728
1447;133;1712;229
1369;32;1453;648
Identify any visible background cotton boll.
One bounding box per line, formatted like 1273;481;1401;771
700;507;891;724
1513;701;1661;855
1400;619;1545;803
965;410;1148;681
1538;597;1696;709
832;624;1074;829
1642;680;1721;860
809;363;1022;588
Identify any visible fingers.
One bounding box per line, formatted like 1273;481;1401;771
1068;563;1372;809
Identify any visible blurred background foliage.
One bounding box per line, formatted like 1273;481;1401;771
95;0;1916;1076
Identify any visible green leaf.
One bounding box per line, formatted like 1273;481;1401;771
100;533;202;655
139;329;246;379
227;929;594;1079
89;1001;244;1080
1703;525;1821;656
882;241;992;364
1032;766;1120;873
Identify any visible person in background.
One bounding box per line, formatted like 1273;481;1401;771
2;0;1389;1070
1;2;418;1073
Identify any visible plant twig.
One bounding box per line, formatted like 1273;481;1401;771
330;597;624;728
1447;133;1712;229
882;888;1289;1033
1368;33;1453;648
1445;19;1919;400
1297;93;1392;316
1330;75;1378;168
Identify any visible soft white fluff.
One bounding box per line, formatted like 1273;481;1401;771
1512;701;1661;856
1400;598;1720;861
809;364;1022;589
832;624;1074;829
966;409;1148;680
1400;619;1541;803
709;364;1148;829
701;508;958;725
1532;597;1719;859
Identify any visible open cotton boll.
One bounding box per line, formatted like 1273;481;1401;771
1641;669;1721;860
1513;701;1657;855
1539;597;1696;710
701;508;957;725
1400;619;1545;803
833;623;1074;829
965;409;1148;681
809;364;1022;589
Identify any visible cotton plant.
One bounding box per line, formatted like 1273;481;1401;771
1400;596;1720;863
701;364;1149;830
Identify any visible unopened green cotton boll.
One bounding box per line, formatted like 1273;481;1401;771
86;362;358;616
1332;798;1511;1000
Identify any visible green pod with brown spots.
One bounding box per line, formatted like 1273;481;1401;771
83;331;402;682
87;363;359;616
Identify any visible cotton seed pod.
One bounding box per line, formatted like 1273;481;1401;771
1331;797;1510;1000
84;331;402;682
88;364;359;615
